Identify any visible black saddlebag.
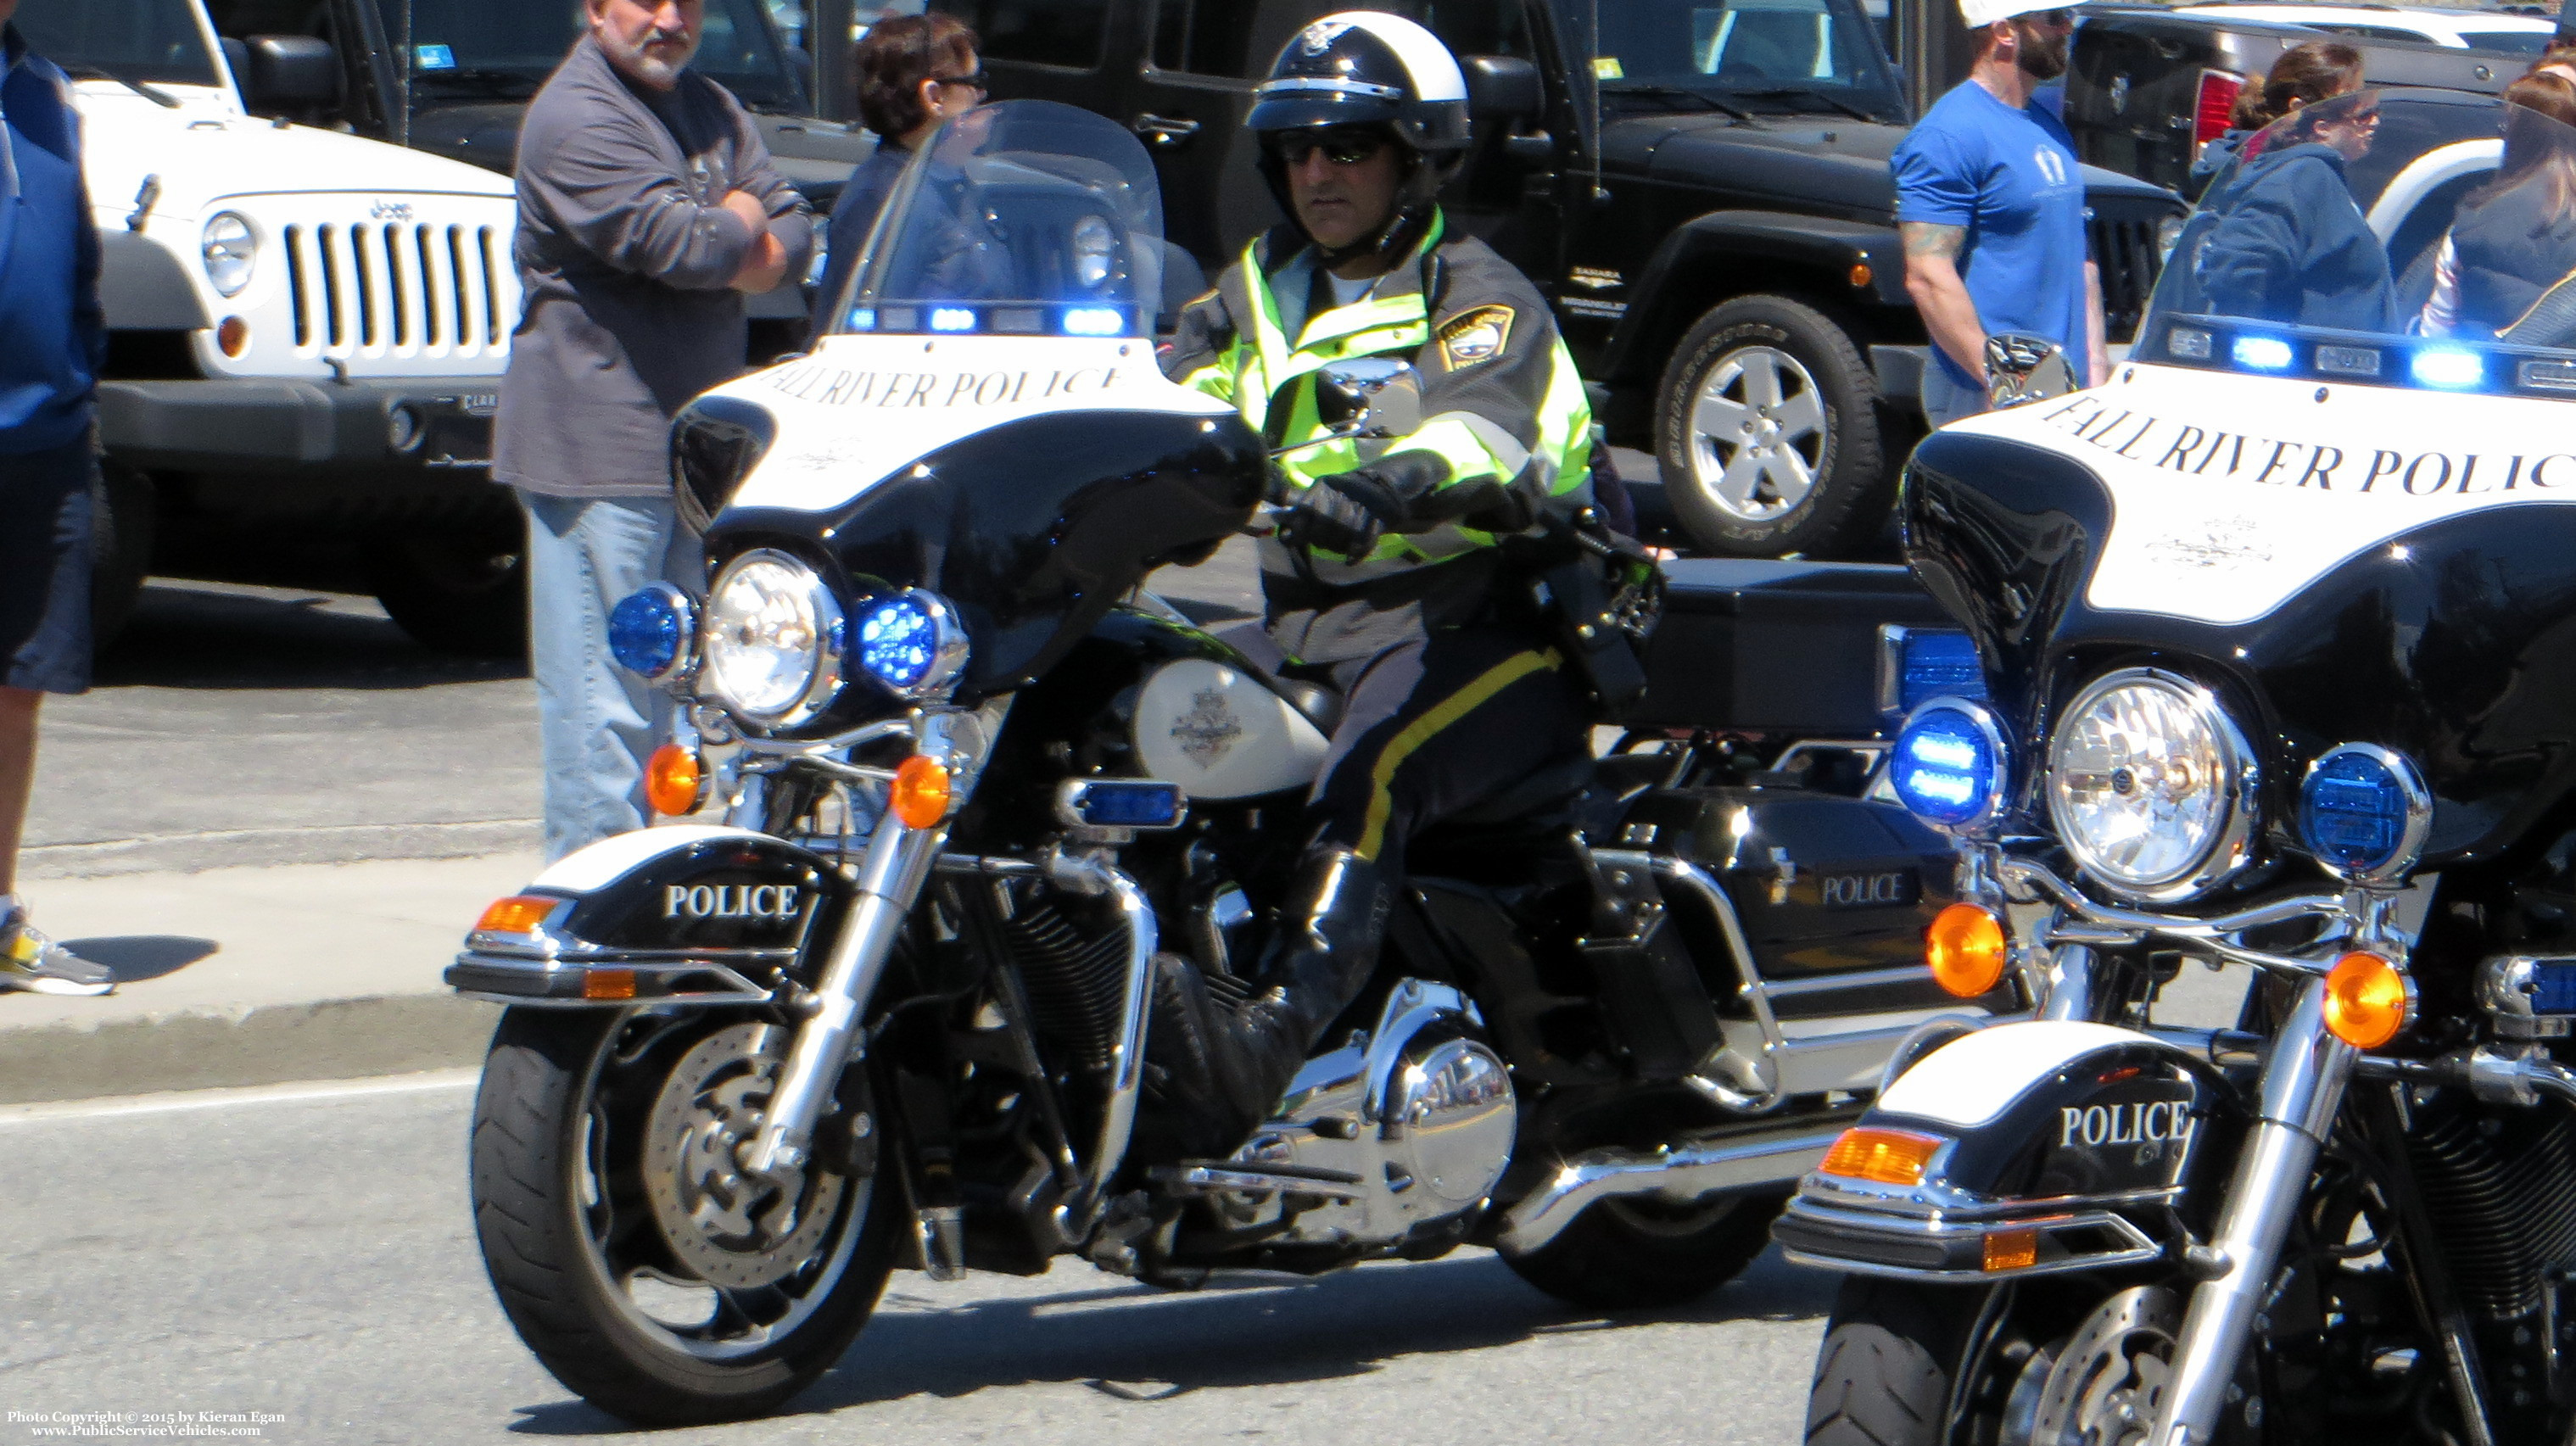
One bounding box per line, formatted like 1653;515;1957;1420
1628;560;1958;736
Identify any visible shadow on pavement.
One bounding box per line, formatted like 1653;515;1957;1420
506;1248;1834;1434
95;583;524;692
59;935;217;983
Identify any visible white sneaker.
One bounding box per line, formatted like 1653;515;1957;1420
0;902;114;997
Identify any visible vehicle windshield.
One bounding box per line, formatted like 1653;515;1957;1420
1593;0;1902;115
829;99;1164;341
2137;89;2576;399
381;0;808;112
14;0;223;87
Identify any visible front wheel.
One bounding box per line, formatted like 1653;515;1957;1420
1654;294;1887;558
366;513;527;657
1503;1188;1785;1309
469;1007;895;1426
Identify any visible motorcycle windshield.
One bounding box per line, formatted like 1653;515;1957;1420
826;98;1165;341
2138;87;2576;388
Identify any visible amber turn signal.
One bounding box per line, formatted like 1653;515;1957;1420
645;743;705;818
476;895;557;935
1982;1226;2039;1273
1927;902;2009;998
583;968;637;1002
216;315;249;357
1848;262;1873;288
2322;951;2413;1049
1819;1126;1945;1186
891;754;953;829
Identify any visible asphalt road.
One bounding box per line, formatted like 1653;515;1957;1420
3;1076;1836;1446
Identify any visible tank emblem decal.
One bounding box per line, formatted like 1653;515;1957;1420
1821;869;1919;907
2144;516;2271;572
1299;19;1357;54
1171;689;1245;768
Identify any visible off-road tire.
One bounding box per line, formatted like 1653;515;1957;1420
1655;294;1886;559
469;1008;895;1426
366;512;527;657
1805;1275;1987;1446
1503;1188;1787;1310
89;461;154;653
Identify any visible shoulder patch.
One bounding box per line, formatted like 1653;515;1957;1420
1436;305;1515;370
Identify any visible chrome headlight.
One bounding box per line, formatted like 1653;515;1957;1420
202;211;255;296
1071;214;1115;289
700;550;845;726
2047;669;2258;902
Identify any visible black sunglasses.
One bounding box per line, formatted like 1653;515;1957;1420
2023;8;2073;25
1266;128;1389;166
934;70;987;92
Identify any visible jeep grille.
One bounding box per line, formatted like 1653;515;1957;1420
2089;212;2164;345
282;222;507;355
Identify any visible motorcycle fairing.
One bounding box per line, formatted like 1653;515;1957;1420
1773;1019;2245;1280
1946;364;2576;626
1910;385;2576;868
445;825;849;1007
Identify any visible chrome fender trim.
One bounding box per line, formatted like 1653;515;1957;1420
1491;1126;1847;1257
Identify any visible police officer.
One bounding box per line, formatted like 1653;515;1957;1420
1152;12;1595;1156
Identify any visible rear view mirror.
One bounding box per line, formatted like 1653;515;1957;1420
243;35;339;114
1460;54;1542;120
1315;357;1423;439
1983;332;2079;410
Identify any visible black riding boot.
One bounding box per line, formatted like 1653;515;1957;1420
1146;847;1392;1159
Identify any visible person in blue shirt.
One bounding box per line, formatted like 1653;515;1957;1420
1892;0;2105;427
0;0;113;996
807;12;984;334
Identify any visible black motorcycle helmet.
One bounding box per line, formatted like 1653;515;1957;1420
1248;11;1472;261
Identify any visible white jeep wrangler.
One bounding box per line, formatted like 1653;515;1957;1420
25;0;525;653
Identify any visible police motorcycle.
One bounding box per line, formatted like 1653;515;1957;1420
444;98;1991;1427
1791;90;2576;1446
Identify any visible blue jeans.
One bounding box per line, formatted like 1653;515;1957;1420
518;491;702;862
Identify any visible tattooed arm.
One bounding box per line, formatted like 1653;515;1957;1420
1900;221;1988;382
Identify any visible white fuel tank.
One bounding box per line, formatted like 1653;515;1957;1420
1131;658;1332;800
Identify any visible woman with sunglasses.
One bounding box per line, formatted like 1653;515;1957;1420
2188;41;2364;198
2193;62;2397;332
2417;73;2576;343
808;12;986;333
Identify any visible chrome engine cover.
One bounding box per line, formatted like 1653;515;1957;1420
1221;979;1516;1248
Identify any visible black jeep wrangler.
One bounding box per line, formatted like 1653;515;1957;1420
943;0;2183;557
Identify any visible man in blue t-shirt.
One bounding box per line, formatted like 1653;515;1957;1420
1892;0;2104;427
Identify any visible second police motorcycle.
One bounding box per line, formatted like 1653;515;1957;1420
444;97;2008;1422
1791;89;2576;1446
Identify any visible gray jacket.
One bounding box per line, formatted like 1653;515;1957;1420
495;36;813;497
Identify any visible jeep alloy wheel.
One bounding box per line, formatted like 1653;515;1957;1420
1656;294;1886;558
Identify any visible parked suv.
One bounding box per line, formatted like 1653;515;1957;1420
947;0;2183;557
25;0;526;652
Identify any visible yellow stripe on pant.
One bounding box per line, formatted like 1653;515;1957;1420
1355;647;1565;863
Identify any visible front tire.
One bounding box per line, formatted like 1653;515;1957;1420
1806;1276;1992;1446
1655;294;1886;558
1504;1188;1786;1309
366;512;527;657
470;1007;894;1426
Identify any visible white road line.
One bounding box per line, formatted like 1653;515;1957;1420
0;1068;479;1125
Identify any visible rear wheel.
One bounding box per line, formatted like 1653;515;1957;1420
1655;294;1886;559
470;1007;895;1426
1503;1188;1785;1309
89;461;154;655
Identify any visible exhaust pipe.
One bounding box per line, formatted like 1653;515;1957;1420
1492;1127;1843;1256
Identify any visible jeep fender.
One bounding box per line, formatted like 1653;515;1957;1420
1597;209;1909;383
100;230;210;332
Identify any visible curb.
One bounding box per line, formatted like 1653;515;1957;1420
20;818;541;880
0;993;500;1106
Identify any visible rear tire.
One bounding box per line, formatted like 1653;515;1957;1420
470;1007;894;1426
1503;1188;1785;1309
1655;294;1887;559
89;461;153;654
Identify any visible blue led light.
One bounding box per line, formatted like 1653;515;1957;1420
1891;702;2004;830
929;307;976;332
1063;306;1124;336
857;595;941;690
2534;963;2576;1015
1897;630;1986;716
2411;348;2483;389
846;307;875;331
2232;336;2294;371
607;588;685;678
1076;782;1186;828
2299;747;2425;877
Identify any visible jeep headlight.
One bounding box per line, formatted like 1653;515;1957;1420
700;550;845;727
1071;214;1115;289
202;211;255;296
2047;669;2258;902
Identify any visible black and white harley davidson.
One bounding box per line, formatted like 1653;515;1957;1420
444;100;1999;1426
1792;91;2576;1446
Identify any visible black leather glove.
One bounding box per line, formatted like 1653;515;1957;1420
1280;474;1388;564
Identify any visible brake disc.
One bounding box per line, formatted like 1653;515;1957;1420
2015;1285;2184;1446
642;1021;845;1290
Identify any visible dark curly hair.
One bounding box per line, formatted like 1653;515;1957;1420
856;12;979;141
2231;41;2364;132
